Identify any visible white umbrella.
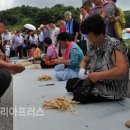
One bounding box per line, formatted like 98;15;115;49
24;24;36;31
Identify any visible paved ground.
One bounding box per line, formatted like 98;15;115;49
0;81;13;130
13;63;130;130
127;81;130;98
0;57;130;130
0;57;18;130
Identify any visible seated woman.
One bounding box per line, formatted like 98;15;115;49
30;44;41;64
54;32;84;81
33;44;41;59
66;14;129;104
40;37;58;68
27;44;41;62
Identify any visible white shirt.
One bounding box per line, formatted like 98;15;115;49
12;35;18;49
30;36;38;45
16;35;23;46
50;27;60;44
38;31;44;42
1;32;10;42
5;44;10;56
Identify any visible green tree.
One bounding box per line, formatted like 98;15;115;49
0;5;129;31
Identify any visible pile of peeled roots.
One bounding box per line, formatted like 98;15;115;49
20;60;32;66
30;66;40;69
37;75;52;81
43;97;78;112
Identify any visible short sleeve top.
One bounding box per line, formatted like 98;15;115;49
87;36;129;99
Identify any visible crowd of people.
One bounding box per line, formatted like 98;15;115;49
0;1;126;59
0;0;130;127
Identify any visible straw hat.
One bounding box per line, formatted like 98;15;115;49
40;24;44;29
37;28;41;31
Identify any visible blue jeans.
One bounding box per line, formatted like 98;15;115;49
55;65;78;81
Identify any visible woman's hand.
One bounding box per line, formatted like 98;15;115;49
54;59;61;64
109;15;116;22
88;72;99;83
41;54;47;59
9;64;25;74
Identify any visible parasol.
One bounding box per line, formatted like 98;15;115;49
24;24;36;31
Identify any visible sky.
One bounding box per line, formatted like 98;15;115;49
0;0;129;11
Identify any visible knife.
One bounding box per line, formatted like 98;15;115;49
40;84;55;86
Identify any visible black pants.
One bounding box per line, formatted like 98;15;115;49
79;40;87;55
66;78;120;104
58;46;62;57
17;45;22;59
22;47;27;57
0;69;12;98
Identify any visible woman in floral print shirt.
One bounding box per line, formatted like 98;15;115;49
67;14;129;104
90;0;121;40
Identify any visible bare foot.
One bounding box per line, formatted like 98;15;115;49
125;120;130;128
